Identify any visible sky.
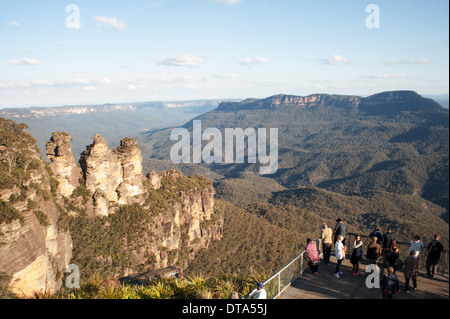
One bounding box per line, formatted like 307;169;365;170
0;0;448;108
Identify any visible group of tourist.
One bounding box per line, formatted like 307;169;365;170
301;218;446;299
247;218;445;300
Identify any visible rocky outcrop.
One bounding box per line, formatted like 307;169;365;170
62;134;222;274
79;135;145;216
0;119;72;298
128;170;223;270
46;132;82;198
1;119;223;297
147;170;162;190
116;138;145;205
80;134;123;208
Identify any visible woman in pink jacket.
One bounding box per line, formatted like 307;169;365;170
305;238;320;275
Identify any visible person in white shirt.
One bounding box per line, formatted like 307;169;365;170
334;235;345;278
251;282;267;299
409;235;425;259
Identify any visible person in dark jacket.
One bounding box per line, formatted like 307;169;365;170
387;242;401;272
426;234;445;278
350;235;363;275
369;228;382;245
380;266;400;299
404;250;419;293
333;218;347;247
381;228;396;266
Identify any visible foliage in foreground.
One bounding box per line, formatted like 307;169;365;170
40;272;270;300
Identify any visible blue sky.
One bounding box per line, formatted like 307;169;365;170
0;0;448;108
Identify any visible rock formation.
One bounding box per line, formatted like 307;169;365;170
116;137;145;205
78;135;146;216
120;170;223;270
1;120;223;297
46;132;82;198
0;119;72;298
79;134;123;216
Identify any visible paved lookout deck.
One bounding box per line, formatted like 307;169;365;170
279;256;449;299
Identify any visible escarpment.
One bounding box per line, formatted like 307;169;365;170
0;119;72;298
1;119;223;297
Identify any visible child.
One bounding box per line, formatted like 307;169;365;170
380;266;400;299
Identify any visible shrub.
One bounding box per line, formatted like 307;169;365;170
0;200;23;225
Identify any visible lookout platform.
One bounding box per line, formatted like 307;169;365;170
279;257;449;299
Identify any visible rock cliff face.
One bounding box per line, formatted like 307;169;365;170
0;119;72;298
118;170;223;271
1;119;223;297
216;94;361;111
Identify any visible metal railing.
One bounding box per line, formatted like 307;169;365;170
243;239;322;299
243;233;448;299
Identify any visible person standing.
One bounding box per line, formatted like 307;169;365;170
369;228;382;245
404;250;419;293
380;266;400;299
350;235;363;275
366;236;382;265
321;223;333;265
333;218;347;247
334;235;345;278
387;242;401;272
381;228;396;266
305;238;320;275
251;282;267;299
409;235;425;259
426;234;445;278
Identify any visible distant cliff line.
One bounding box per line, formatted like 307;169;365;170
0;99;231;119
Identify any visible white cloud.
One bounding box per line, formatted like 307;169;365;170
384;58;430;65
321;54;350;65
81;86;97;91
210;0;242;5
8;21;21;27
235;55;271;65
156;53;204;67
121;63;133;69
365;73;404;79
125;84;139;90
0;82;16;89
6;58;42;65
93;15;126;31
0;78;112;89
362;73;420;79
216;73;242;79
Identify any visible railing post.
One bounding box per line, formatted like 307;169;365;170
278;272;281;296
444;252;448;277
300;254;303;276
